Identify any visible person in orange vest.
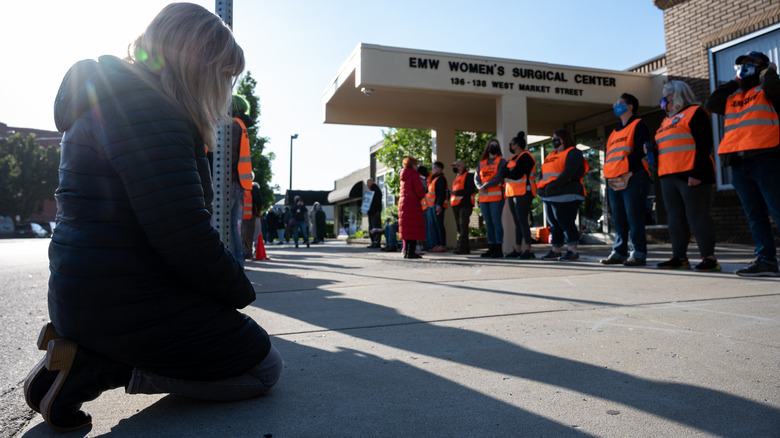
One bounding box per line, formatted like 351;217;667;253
651;80;719;272
450;159;476;254
504;131;537;259
425;162;449;252
475;139;507;258
705;51;780;277
537;129;588;261
242;181;262;259
599;93;651;267
229;94;255;268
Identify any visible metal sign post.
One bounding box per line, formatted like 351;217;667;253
213;0;234;248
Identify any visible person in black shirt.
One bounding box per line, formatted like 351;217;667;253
451;160;476;254
366;178;383;249
504;132;537;259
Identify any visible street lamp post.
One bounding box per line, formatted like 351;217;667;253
289;134;298;190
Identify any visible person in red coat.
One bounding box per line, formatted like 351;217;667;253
398;156;426;259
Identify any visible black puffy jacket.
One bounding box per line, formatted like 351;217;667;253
49;56;270;380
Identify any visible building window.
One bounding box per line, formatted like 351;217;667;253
708;24;780;189
376;173;394;209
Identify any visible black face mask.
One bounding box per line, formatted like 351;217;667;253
552;138;562;148
452;167;459;174
489;144;500;155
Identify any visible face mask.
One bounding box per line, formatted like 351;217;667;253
659;97;669;111
452;167;459;174
613;104;628;117
489;144;500;155
552;138;562;148
736;64;757;79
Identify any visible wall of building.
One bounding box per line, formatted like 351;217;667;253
655;0;780;243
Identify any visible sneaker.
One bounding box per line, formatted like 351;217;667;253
454;249;470;255
505;250;522;259
519;250;536;259
540;251;561;261
734;259;780;277
599;256;623;265
656;257;690;269
693;257;721;272
623;257;646;266
559;250;579;261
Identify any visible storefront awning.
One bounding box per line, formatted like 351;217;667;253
327;181;364;204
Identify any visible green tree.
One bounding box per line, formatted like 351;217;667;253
376;128;494;197
0;133;59;222
235;71;277;208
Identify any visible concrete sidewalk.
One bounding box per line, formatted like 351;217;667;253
16;243;780;437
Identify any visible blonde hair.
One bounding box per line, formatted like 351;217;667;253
128;3;245;150
663;80;699;114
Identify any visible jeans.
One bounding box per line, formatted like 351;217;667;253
424;208;437;248
384;222;399;247
508;194;534;246
293;220;309;246
608;170;649;260
544;200;581;247
230;182;245;268
660;176;716;259
479;199;505;245
127;345;282;401
730;154;780;266
453;205;472;251
432;208;446;247
277;228;285;243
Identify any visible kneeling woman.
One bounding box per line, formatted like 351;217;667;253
537;129;589;261
25;4;281;432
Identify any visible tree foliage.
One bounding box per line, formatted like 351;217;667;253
235;71;277;209
0;133;59;222
377;128;494;196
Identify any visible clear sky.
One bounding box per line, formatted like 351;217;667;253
0;1;665;192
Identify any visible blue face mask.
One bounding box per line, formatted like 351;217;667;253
737;64;757;79
660;97;669;111
552;138;562;148
613;104;628;117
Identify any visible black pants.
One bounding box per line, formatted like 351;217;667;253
452;205;472;251
508;194;533;246
368;212;382;246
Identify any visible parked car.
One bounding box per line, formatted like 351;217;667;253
14;222;50;238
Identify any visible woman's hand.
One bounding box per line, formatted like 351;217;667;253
688;177;701;187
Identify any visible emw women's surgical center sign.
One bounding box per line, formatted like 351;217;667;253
355;45;649;104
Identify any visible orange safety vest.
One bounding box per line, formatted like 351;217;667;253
242;190;253;220
604;118;649;178
538;146;590;197
477;158;503;203
424;173;449;209
655;105;706;177
718;85;780;154
233;117;254;190
450;172;475;207
504;151;537;197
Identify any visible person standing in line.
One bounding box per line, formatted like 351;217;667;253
241;184;255;259
600;93;651;267
651;80;719;272
366;178;383;249
475;139;506;258
418;165;434;251
504;131;537;259
283;206;292;243
24;4;281;431
705;51;780;277
425;162;448;252
537;129;588;261
398;157;426;259
450;160;476;254
291;196;309;248
276;207;286;244
313;202;327;243
265;206;278;244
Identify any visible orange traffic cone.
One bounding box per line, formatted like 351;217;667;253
255;233;269;260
